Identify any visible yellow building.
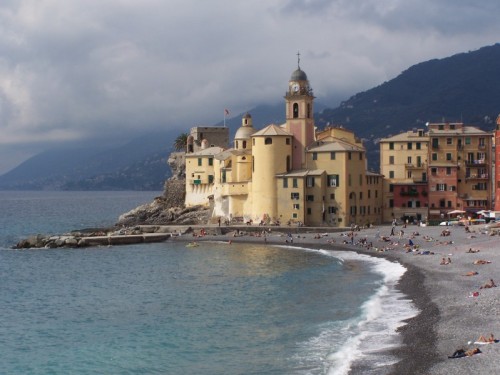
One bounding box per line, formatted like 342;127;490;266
379;129;429;222
185;63;383;227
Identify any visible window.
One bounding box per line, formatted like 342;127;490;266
368;190;371;198
446;153;452;161
306;195;314;201
389;199;394;208
389;171;394;178
446;167;451;175
389;184;394;192
465;137;471;145
198;158;202;166
389;156;394;164
286;138;290;145
330;152;336;160
389;142;394;150
328;175;339;187
306;176;315;187
293;203;300;209
446;138;452;145
359;153;363;160
479;138;485;147
312;152;317;160
416;142;421;150
293;213;298;219
437;183;447;191
208;175;214;184
293;103;299;118
265;137;272;145
292;178;298;188
330;193;335;199
407;171;412;178
431;167;437;175
348;174;352;186
208;158;213;166
432;153;437;161
242;141;247;149
432;138;439;148
348;152;352;160
283;178;288;188
291;192;300;200
407;142;412;150
307;208;312;215
328;206;336;214
407;156;412;164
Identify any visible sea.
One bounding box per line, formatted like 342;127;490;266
0;191;418;375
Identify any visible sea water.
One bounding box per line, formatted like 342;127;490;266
0;191;418;374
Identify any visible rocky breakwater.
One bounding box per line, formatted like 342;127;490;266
116;150;210;227
14;227;171;249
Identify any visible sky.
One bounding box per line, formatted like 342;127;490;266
1;0;499;174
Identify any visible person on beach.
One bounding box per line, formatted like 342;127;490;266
467;248;480;253
474;259;491;265
448;347;481;358
479;279;497;289
477;334;496;343
464;271;478;276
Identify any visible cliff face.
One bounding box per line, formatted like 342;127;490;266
116;151;210;226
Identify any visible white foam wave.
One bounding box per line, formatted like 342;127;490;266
324;250;418;375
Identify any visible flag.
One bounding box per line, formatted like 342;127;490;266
224;109;229;116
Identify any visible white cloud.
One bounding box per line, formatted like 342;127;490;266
0;0;499;173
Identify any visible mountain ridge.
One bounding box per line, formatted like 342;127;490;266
2;43;499;189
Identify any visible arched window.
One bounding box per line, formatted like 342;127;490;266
242;140;247;149
293;103;299;118
265;137;272;145
235;141;239;149
307;104;311;118
286;155;291;171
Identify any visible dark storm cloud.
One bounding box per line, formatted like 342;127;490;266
0;0;499;173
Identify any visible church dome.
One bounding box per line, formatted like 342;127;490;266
235;126;256;140
290;68;307;81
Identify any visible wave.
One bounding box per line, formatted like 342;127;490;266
278;246;419;375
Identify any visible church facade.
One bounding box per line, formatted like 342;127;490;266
185;64;383;227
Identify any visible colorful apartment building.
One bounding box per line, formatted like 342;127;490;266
379;129;429;222
380;123;494;222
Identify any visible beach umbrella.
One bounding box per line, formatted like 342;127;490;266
448;209;465;215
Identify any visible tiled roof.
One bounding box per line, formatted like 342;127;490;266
252;124;292;137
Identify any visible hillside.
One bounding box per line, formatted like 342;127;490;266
1;43;499;189
315;43;500;168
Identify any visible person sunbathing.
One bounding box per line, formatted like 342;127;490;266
448;347;481;358
464;271;478;276
440;257;450;265
474;260;492;265
477;334;496;343
467;248;480;253
479;279;497;289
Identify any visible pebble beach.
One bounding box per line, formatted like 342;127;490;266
173;223;500;374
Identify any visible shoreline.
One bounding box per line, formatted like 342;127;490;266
172;223;499;374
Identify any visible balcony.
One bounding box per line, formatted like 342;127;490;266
405;163;426;170
465;159;487;166
465;174;489;180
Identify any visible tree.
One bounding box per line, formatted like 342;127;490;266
173;133;188;151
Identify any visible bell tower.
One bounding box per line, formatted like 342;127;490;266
285;52;315;170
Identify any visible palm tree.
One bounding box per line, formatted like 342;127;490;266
173;133;188;151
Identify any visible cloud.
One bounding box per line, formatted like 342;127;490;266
0;0;499;173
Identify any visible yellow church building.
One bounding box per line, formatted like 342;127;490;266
185;63;383;227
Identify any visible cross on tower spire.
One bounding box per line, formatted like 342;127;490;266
297;51;301;69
